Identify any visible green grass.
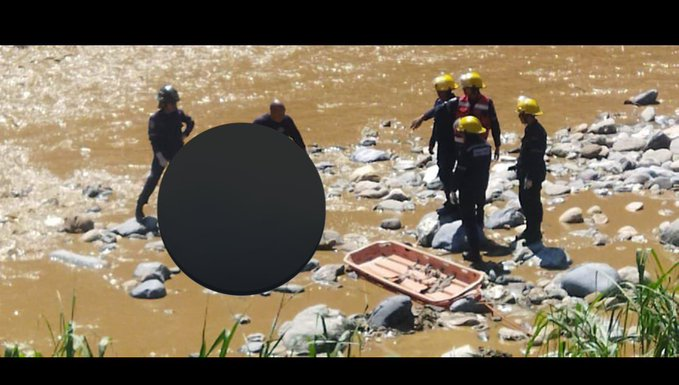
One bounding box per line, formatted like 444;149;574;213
3;291;111;358
526;248;678;357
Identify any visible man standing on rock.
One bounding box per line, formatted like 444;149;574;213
456;71;502;161
453;116;491;268
410;74;460;214
135;85;195;223
253;99;306;150
512;96;547;244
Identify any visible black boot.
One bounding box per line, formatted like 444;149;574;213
135;202;145;223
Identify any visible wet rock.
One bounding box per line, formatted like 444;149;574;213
49;250;108;269
278;304;352;354
351;147;389;163
640;106;656;122
556;263;621;298
645;131;670;150
625;202;644;212
373;199;415;212
312;264;345;284
61;215;94;234
350;165;380;182
383;189;410;202
317;230;342;250
533;246;572;270
613;137;646;152
659;219;679;246
416;212;440;247
580;144;603;159
438;313;482;328
588;118;617;135
441;345;481;358
302;258;320;272
498;327;527;341
617;225;638;241
274;284;305;294
129;279;166;299
144;240;166;252
543;182;571;196
559;207;583;224
431;221;488;253
368;295;415;332
358;188;389;199
82;185;112;199
354;180;381;194
380;218;402;230
449;297;490;314
625;89;658;106
112;217;158;237
133;262;173;282
485;205;525;229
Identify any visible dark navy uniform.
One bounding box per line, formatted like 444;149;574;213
516;120;547;243
426;97;460;206
253;113;306;149
137;109;194;207
454;135;491;260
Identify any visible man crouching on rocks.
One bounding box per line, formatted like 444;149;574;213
135;85;195;223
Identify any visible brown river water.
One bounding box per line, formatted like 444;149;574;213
0;46;678;357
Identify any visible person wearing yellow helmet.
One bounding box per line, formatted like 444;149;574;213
452;116;491;267
512;96;547;244
410;73;461;215
456;71;503;161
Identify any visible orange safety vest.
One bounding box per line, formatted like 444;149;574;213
454;94;492;144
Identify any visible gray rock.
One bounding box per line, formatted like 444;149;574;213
543;182;571;196
358;188;389;199
112;217;158;237
626;89;658;106
317;230;342;250
380;218;402;230
416;212;440;247
648;176;673;190
498;327;527;341
645;132;671;150
350;165;380;182
351;147;390;163
373;199;415;212
617;226;638;241
534;246;572;270
449;297;491;314
393;159;417;171
129;279;166;299
557;263;621;298
640;106;656;122
485;205;525;229
612;137;646;152
239;341;264;354
580;144;603;159
278;304;351;354
302;258;320;272
592;213;609;225
438;313;482;328
550;143;578;157
234;314;251;324
431;221;488;253
368;295;415;332
641;149;672;166
49;250;108;269
274;284;305;294
624;171;652;185
441;345;481;358
671;138;679;154
386;171;423;188
144;240;165;252
559;207;583;224
383;189;410;202
659;219;679;246
593;233;609;246
354;180;381;193
359;137;377;147
312;264;345;284
618;266;652;285
133;262;173;282
82;185;113;199
588;118;617;135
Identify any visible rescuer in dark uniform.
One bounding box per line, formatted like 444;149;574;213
511;96;547;244
135;85;195;223
410;74;460;214
453;116;491;267
253;99;306;150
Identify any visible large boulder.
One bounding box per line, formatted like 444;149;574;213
368;295;415;332
431;221;488;253
416;212;440;247
625;89;658;106
612;137;646;152
129;279;166;299
556;263;620;298
644;131;671;150
485;205;525;229
278;305;352;354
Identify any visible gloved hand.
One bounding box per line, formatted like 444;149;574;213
493;146;500;161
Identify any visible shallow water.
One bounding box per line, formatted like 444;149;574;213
0;46;677;357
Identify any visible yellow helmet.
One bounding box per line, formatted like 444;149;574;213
456;116;487;134
433;73;458;91
459;71;486;89
516;96;543;115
